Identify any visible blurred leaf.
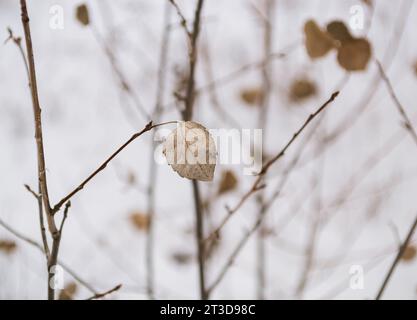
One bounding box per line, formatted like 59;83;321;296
0;240;17;255
361;0;373;7
240;87;264;106
337;38;371;71
76;4;90;26
402;245;416;262
130;212;150;232
304;19;335;59
326;21;353;44
413;60;417;76
172;251;192;265
289;78;317;102
217;170;238;195
59;282;77;300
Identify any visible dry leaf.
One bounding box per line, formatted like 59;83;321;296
59;282;77;300
289;78;317;102
172;251;193;265
402;245;416;262
337;38;371;71
217;170;238;195
240;87;264;106
163;121;216;181
326;21;353;45
304;20;335;59
76;4;90;26
130;212;150;231
0;240;17;254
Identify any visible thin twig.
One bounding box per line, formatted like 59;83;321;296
86;284;122;300
182;0;204;121
0;217;96;294
90;26;150;121
5;27;29;78
255;0;275;300
375;213;417;299
373;57;417;300
200;40;241;128
206;91;339;243
376;60;417;146
24;183;50;260
168;0;190;36
145;1;172;299
8;26;52;265
206;93;339;295
322;0;413;145
207;207;267;295
295;128;325;298
52;121;177;214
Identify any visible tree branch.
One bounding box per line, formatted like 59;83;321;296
376;60;417;146
0;217;97;295
376;213;417;299
52;121;177;214
86;284;122;300
206;91;339;243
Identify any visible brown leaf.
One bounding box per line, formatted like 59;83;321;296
130;212;150;231
337;38;371;71
163;121;217;181
289;78;317;102
172;251;193;265
240;87;264;106
0;240;17;254
402;245;416;262
59;282;77;300
326;21;353;45
304;20;335;59
76;4;90;26
217;170;238;195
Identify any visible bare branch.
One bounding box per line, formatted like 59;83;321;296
24;183;50;260
0;217;96;294
376;213;417;299
376;60;417;146
52;121;177;214
20;0;57;236
86;284;122;300
168;0;191;36
206;91;339;242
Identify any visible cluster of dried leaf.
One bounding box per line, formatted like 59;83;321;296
304;19;372;71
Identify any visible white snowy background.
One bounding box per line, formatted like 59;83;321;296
1;0;417;299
